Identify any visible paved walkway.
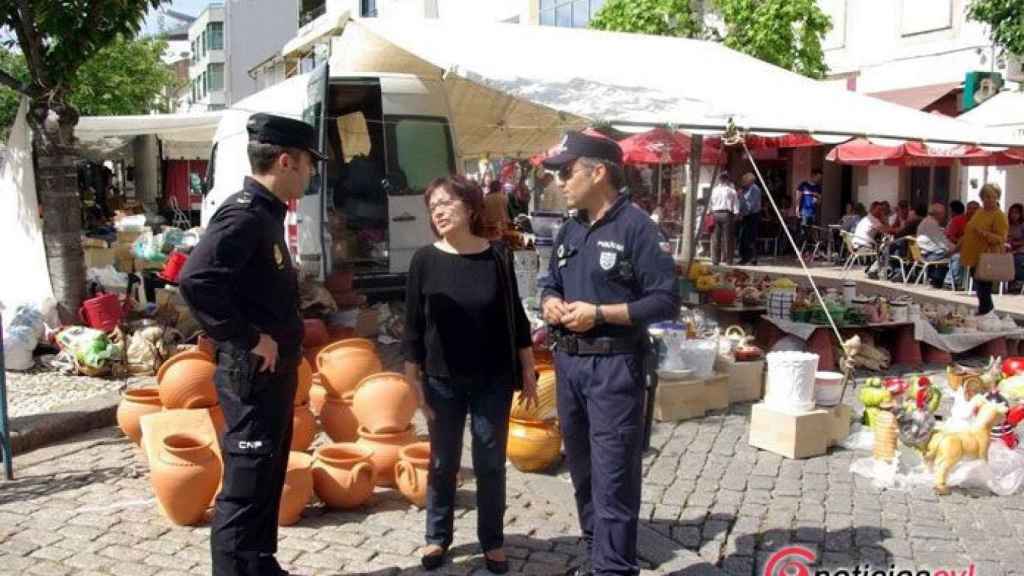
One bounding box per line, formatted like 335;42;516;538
2;387;1023;576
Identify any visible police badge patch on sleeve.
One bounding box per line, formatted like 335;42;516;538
599;251;617;270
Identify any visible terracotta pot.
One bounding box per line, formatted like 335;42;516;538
511;366;557;421
303;345;324;373
312;443;376;509
507;418;562;473
309;378;328;417
356;425;416;487
291;404;318;451
321;392;358;443
327;326;356;340
302;319;330;349
196;335;216;359
208;404;226;440
316;339;382;396
295;358;313;406
278;452;314;526
395;442;430;508
117;388;163;445
157;350;218;409
151;433;221;526
352;372;417;434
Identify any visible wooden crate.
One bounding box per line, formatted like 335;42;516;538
84;246;115;269
748;403;852;459
716;358;765;404
654;372;728;422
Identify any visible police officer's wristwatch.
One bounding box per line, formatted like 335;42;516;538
594;305;605;326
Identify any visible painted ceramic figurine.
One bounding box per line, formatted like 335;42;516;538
923;389;1008;495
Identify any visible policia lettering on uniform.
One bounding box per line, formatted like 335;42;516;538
539;131;679;576
179;113;325;576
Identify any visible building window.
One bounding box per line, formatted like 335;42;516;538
361;0;377;17
208;63;224;92
300;0;327;26
208;22;223;50
201;30;207;57
539;0;604;28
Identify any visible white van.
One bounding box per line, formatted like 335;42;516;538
203;63;458;295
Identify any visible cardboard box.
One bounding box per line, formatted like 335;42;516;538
84;246;115;269
114;241;136;272
155;287;184;308
748;403;850;459
716;358;765;403
654;372;729;422
355;308;379;338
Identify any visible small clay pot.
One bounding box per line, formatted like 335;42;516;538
312;443;376;509
352;372;417;434
279;452;314;526
302;319;329;349
157;350;217;409
507;418;562;473
291;404;318;451
316;339;382;397
295;358;313;406
356;425;416;487
395;442;430;508
321;392;358;443
151;433;221;526
309;378;328;417
117;388;163;445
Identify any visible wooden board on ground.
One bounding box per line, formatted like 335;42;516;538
654;373;728;422
748;403;852;459
716;357;765;403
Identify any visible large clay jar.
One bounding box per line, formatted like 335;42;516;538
117;388;163;445
303;345;324;374
291;404;318;451
312;443;376;509
309;377;328;417
157;350;218;409
321;392;359;442
295;358;313;406
208;404;226;440
512;366;557;421
352;372;417;434
507;418;562;473
151;433;221;526
279;452;314;526
356;425;416;487
302;319;329;349
317;339;381;397
395;442;430;508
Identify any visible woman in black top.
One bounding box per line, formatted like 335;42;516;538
403;176;537;573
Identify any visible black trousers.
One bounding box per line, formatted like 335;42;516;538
555;352;645;576
974;272;994;315
738;214;760;263
211;346;297;576
423;374;513;552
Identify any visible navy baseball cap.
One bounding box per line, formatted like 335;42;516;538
542;130;623;169
247;113;327;161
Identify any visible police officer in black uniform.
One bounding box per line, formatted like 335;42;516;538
539;132;679;576
179;113;325;576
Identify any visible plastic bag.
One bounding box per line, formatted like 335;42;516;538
115;214;147;232
55;326;122;371
840;422;875;451
159;227;184;253
3;325;35;370
86;266;129;292
133;230;165;261
4;301;45;344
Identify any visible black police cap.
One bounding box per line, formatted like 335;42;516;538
542;130;623;169
246;113;327;161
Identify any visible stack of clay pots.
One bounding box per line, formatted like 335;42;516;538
506;364;563;473
872;409;899;461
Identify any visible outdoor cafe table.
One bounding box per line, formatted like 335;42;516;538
755;316;1024;371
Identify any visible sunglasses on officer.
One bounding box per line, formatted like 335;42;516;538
554;161;589;184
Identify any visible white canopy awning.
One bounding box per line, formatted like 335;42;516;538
283;8;350;58
75;111;223;160
959;91;1024;140
331;18;1024;158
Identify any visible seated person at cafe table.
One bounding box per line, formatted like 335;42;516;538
852;202;901;280
917;202;958;287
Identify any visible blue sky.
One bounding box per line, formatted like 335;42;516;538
143;0;218;34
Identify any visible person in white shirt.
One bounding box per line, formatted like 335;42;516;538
853;202;898;278
916;202;957;287
708;172;739;265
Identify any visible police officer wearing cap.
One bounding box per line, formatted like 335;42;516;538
179;113;325;576
539;131;679;576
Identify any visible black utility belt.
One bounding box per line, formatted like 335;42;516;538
555;335;642;356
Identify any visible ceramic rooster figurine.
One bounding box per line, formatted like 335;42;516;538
924;388;1009;495
897;376;939;449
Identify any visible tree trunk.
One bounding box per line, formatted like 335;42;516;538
29;102;85;325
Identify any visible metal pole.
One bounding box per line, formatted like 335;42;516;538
679;135;704;273
0;313;14;480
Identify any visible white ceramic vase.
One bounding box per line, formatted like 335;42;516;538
765;351;819;413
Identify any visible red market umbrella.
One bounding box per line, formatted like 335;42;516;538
960;148;1024;166
619;129;725;166
827;139;1015;167
825;138;901;166
741;133;822;150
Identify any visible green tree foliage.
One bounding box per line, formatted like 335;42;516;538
0;48;27;139
590;0;832;79
589;0;703;38
968;0;1024;57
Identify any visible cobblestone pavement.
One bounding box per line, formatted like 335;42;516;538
4;366;152;418
3;394;1024;576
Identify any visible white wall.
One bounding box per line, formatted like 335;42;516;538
857;166;900;207
225;0;298;105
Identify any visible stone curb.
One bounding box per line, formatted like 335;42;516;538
9;390;120;456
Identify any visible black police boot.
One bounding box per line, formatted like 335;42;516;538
564;561;593;576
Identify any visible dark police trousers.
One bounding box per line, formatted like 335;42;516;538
555;351;645;576
423;374;514;552
211;345;297;576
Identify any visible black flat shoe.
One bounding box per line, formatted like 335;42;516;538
564;564;593;576
421;547;447;571
485;556;510;574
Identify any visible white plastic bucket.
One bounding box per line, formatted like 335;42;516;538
678;338;718;378
765;351;819;413
814;371;845;406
